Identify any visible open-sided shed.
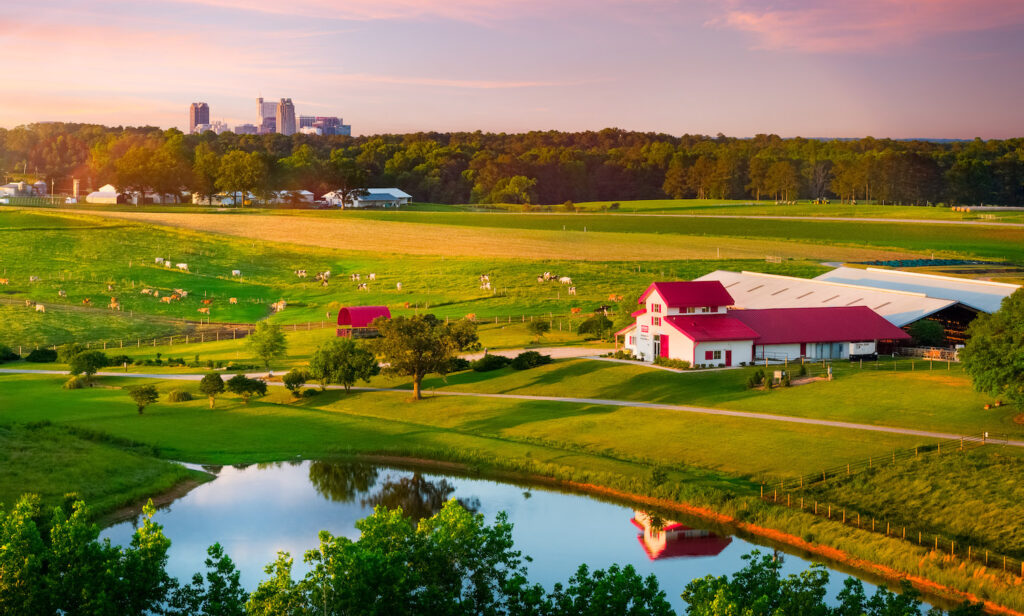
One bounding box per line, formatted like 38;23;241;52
336;306;391;338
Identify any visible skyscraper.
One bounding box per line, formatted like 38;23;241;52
276;98;296;136
189;102;210;133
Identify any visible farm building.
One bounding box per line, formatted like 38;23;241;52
85;184;124;204
694;270;980;345
814;267;1019;314
0;181;47;197
618;280;910;366
336;306;391;338
323;188;412;208
631;511;731;560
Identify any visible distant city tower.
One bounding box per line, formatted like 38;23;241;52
189;102;210;133
276;98;296;136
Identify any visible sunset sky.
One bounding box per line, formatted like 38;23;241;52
4;0;1024;138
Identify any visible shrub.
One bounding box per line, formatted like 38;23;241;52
653;357;690;370
471;354;511;372
63;376;86;389
576;314;613;340
608;202;620;210
107;354;132;367
611;350;636;361
167;389;193;402
447;357;471;372
510;351;552;370
798;364;808;377
282;369;309;398
0;345;20;363
25;348;57;363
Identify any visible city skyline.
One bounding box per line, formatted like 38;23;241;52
3;0;1024;138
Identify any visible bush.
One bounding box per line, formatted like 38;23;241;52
611;350;636;360
471;354;512;372
653;357;690;370
0;345;20;363
282;369;309;398
107;354;132;367
576;314;613;340
510;351;552;370
25;348;57;363
447;357;471;372
63;376;87;390
798;364;807;377
167;389;193;402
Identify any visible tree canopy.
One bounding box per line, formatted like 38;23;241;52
960;289;1024;407
371;314;479;399
308;338;379;392
246;322;287;369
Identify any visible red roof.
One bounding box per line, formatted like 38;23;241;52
639;281;734;309
337;306;391;328
664;314;759;342
729;307;911;345
631;308;647;317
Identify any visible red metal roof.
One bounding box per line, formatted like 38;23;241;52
337;306;391;328
614;322;637;337
664;314;759;342
639;281;734;308
729;306;911;345
631;308;647;317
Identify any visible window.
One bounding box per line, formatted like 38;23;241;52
700;306;711;313
685;307;696;314
652;316;662;326
651;303;662;313
713;350;722;360
705;350;722;360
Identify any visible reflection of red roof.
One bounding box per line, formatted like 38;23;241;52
729;307;910;344
337;306;391;328
629;518;732;560
665;315;759;342
639;281;734;308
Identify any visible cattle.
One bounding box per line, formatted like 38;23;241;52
537;276;544;283
24;299;33;307
108;302;120;311
271;300;287;312
479;274;489;283
29;275;40;283
571;307;582;315
35;304;46;313
0;278;8;285
58;290;67;297
542;272;553;281
155;257;165;264
466;313;476;321
164;261;172;268
396;282;402;291
350;273;360;281
481;282;491;290
295;269;307;278
173;289;188;298
568;286;576;296
107;284;114;291
559;277;572;285
202;299;213;305
231;269;241;277
320;279;329;287
357;283;368;291
169;294;181;301
229;297;238;304
82;298;91;305
153;290;160;298
197;307;210;315
140;288;153;295
368;273;376;280
176;263;188;271
161;296;174;304
110;297;118;304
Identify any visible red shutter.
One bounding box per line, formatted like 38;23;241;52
660;335;669;358
705;350;713;360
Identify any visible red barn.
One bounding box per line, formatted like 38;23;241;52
336;306;391;338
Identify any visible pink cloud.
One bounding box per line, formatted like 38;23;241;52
708;0;1024;52
161;0;560;23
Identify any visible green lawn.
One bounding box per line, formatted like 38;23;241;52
0;422;201;515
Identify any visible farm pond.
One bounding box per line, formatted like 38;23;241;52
102;460;929;612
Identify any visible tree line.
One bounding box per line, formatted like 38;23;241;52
0;494;987;616
1;123;1022;206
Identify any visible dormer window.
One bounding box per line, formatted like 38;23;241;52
651;303;662;313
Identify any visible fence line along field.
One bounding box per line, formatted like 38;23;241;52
0;207;834;346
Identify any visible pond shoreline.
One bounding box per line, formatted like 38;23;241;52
111;454;1021;616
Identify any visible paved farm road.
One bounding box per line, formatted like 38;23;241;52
3;368;1021;448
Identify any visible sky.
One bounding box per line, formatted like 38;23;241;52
3;0;1024;138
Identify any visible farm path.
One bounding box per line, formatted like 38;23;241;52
4;368;1021;447
482;211;1024;228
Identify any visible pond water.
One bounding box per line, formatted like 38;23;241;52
103;461;890;613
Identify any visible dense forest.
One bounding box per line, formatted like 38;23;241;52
1;122;1022;206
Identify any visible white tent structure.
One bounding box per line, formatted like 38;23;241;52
85;184;121;204
814;267;1019;314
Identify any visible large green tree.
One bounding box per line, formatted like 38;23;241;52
216;150;267;206
246;321;287;369
308;338;379;392
199;372;226;409
960;290;1024;407
371;314;479;399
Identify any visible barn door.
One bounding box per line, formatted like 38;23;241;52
725;350;732;367
660;335;669;358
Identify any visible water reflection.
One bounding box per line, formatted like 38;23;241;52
308;461;480;520
632;510;732;560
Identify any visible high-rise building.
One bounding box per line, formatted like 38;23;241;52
234;123;258;135
189;102;210;133
297;115;351;136
276;98;296;136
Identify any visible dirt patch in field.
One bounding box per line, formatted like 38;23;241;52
76;210;923;263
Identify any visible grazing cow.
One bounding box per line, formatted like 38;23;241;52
153;290;160;298
155;257;164;264
169;294;181;301
82;298;91;305
58;290;67;297
558;277;572;285
107;284;114;291
295;269;307;278
0;278;8;285
396;282;402;291
24;300;33;307
568;286;576;296
542;272;553;281
466;313;476;321
164;261;172;268
481;282;491;290
35;304;46;313
202;299;213;305
537;276;544;283
368;273;376;281
161;296;173;304
110;297;118;304
29;275;40;283
571;307;582;315
321;279;329;287
229;297;238;304
140;288;152;295
271;300;287;312
479;274;489;283
173;288;188;297
197;307;210;315
231;269;241;277
357;283;368;291
176;263;188;271
108;302;120;311
403;301;411;309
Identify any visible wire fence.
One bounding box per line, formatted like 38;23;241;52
759;435;1024;579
